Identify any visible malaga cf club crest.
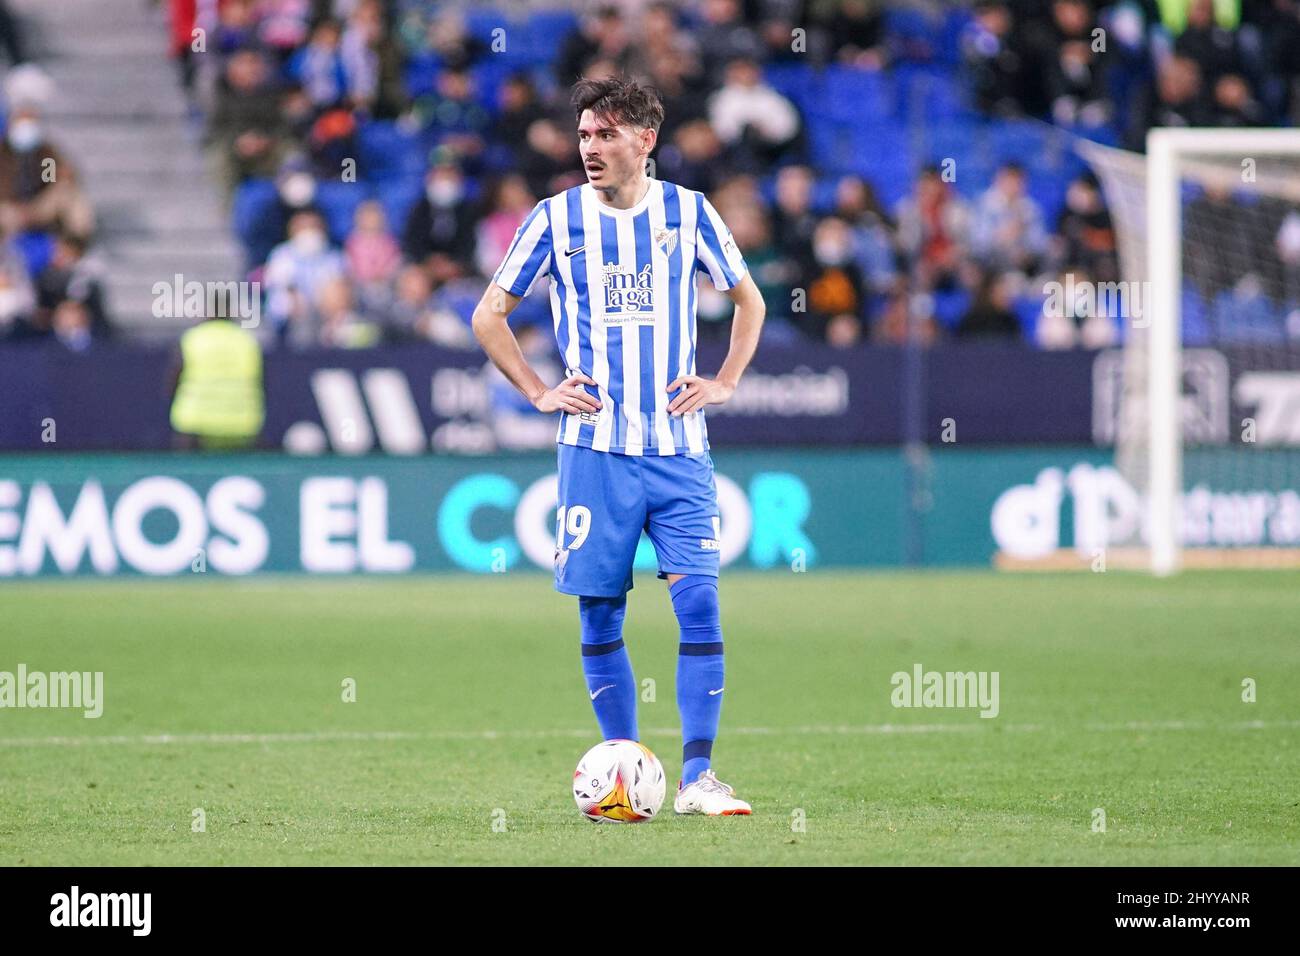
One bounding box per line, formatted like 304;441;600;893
654;227;678;256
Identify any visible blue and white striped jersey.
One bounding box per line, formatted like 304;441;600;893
491;179;748;456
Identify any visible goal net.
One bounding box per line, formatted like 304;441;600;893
1078;129;1300;573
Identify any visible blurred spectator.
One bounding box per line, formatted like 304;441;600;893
206;49;288;191
345;0;405;118
1054;173;1117;282
963;1;1027;116
519;117;584;198
51;299;93;352
256;0;312;64
475;174;536;279
1184;182;1259;299
412;9;488;71
956;270;1020;339
770;164;818;263
0;0;26;66
971;162;1047;274
825;312;864;348
1174;0;1251;85
723;198;796;337
0;104;95;240
345;200;402;313
821;0;886;69
264;210;344;344
834;175;898;295
492;74;548;163
1018;0;1100;117
0;232;35;337
626;2;700;77
289;18;347;110
555;6;630;83
213;0;258;60
1048;40;1111;126
390;263;444;343
1129;55;1211;146
871;291;938;345
35;232;109;338
896;165;972;291
644;46;709;149
167;0;200;95
694;0;763;82
410;67;490;164
315;275;380;348
403;151;477;279
802;217;864;340
655;118;724;193
1212;72;1265;125
708;57;801;171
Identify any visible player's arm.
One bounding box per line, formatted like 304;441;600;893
471;284;601;415
667;271;765;416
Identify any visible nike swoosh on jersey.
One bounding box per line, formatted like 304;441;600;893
564;244;585;257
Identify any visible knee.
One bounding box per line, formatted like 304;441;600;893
669;575;720;635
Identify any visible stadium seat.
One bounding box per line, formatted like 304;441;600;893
1180;284;1211;346
404;52;442;98
358;121;426;181
315;180;369;244
1210;291;1286;344
893;64;972;121
1013;295;1044;342
762;63;818;115
13;230;54;277
815;66;893;123
884;8;940;63
231;178;281;264
374;177;425;235
932;288;971;330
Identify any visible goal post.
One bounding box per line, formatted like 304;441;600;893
1081;127;1300;574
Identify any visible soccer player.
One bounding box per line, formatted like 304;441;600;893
472;76;765;816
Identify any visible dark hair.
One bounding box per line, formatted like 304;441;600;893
570;75;665;133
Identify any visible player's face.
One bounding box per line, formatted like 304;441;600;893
577;109;650;190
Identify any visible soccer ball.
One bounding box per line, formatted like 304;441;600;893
572;739;666;823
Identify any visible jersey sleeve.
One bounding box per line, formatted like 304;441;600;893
694;194;748;291
492;200;553;297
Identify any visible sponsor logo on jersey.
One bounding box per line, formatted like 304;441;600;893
603;262;655;322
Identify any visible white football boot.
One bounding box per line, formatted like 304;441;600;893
673;769;752;816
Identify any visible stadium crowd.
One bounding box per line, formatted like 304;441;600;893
3;0;1300;351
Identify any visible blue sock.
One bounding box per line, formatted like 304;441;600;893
579;594;637;741
671;575;723;786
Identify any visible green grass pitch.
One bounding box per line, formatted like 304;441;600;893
1;571;1297;866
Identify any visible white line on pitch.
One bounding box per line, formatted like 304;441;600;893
0;719;1297;749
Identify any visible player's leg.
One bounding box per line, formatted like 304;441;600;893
669;572;724;782
643;451;751;814
555;444;646;741
578;593;637;741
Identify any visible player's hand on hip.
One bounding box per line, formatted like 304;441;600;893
535;372;602;415
666;375;734;415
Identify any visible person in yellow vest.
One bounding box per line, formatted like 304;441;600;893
168;312;265;450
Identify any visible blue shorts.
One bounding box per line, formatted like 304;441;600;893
554;444;721;598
